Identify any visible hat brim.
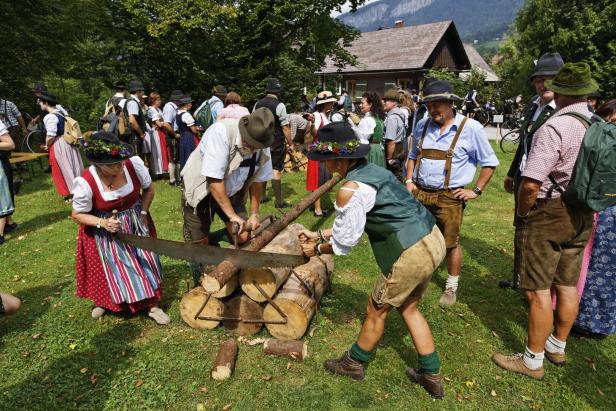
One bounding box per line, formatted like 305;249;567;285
544;78;599;96
265;88;282;94
307;143;371;161
528;70;559;80
238;118;274;149
316;97;337;105
86;142;134;164
422;93;462;102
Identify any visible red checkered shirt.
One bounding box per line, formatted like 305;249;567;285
521;102;592;199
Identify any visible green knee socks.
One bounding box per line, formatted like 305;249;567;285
418;351;441;375
349;343;375;363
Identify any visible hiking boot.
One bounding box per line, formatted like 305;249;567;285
324;351;365;380
491;353;544;380
545;351;566;367
405;368;445;399
498;279;519;289
438;288;457;306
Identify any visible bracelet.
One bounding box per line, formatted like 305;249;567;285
140;210;148;215
405;179;414;185
96;218;102;229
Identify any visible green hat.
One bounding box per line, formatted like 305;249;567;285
383;88;400;102
544;62;599;96
238;107;274;149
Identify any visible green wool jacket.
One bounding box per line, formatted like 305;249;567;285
346;162;435;274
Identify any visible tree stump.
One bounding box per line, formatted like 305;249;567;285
211;339;238;380
179;287;224;329
222;294;264;336
239;224;303;302
263;339;307;361
263;255;334;340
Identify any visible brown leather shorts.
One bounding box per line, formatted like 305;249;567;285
515;198;593;290
414;186;465;249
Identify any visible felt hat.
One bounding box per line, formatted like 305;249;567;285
588;90;602;99
238;107;275;149
129;80;145;93
529;52;564;80
383;88;400;102
212;85;228;98
114;81;127;90
178;95;194;105
545;62;599;96
169;89;184;101
315;90;338;105
265;78;282;94
33;82;48;93
307;121;370;161
38;92;58;105
421;80;462;102
83;131;134;164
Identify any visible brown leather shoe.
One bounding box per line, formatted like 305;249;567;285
545;350;566;366
406;368;445;399
492;353;544;380
324;351;365;381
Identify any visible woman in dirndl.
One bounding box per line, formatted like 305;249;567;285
307;91;343;217
71;131;169;324
351;92;385;168
146;92;170;177
176;95;199;170
0;122;15;245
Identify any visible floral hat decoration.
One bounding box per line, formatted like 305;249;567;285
307;121;370;161
82;131;134;164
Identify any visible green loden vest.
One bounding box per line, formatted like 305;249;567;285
346;162;435;274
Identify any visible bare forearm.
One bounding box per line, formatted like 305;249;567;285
517;178;541;215
248;182;263;215
17;116;27;133
475;167;495;190
141;186;155;212
283;125;292;146
130;117;143;136
208;179;237;219
71;211;102;227
385;140;396;160
405;159;416;181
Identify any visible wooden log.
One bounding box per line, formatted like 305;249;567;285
179;287;224;329
239;224;303;302
211;339;238;380
211;271;238;298
201;175;342;293
263;255;334;340
263;339;307;361
222;294;264;336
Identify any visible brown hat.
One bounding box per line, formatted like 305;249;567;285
238;107;274;149
383;88;400;102
212;85;228;98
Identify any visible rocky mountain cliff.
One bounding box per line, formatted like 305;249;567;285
339;0;523;41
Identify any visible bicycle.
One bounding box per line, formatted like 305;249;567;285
499;128;520;153
22;113;46;153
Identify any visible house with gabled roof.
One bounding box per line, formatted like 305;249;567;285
316;20;498;100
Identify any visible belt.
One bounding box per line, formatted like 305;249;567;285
416;183;463;193
533;197;564;208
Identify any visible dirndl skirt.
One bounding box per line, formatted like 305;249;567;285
367;144;385;168
0;165;14;217
306;160;332;191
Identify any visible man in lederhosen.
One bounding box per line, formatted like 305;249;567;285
405;80;499;306
498;52;564;289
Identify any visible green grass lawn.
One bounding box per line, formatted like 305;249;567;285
1;146;614;410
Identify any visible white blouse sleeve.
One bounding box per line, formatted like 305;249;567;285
330;182;377;256
71;177;94;213
129;156;152;188
43;114;59;137
352;116;376;144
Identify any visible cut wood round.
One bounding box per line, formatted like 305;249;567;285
263;339;307;361
263;255;334;340
211;271;238;298
179;287;224;329
211;339;238;380
222;294;264;336
239;224;303;302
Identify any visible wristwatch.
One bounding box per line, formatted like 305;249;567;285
472;186;483;196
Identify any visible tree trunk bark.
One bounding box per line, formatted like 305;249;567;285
239;224;303;302
263;339;307;361
222;294;264;336
211;339;238;380
180;287;224;329
263;255;334;340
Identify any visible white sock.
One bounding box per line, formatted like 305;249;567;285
168;162;176;183
545;334;566;354
523;346;544;370
445;274;459;292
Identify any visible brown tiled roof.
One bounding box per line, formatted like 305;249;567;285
462;44;500;81
317;20;453;74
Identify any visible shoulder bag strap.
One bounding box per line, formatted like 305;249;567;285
443;117;467;189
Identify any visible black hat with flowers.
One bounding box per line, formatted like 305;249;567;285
83;131;134;164
307;121;370;161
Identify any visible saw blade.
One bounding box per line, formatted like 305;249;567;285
117;233;306;269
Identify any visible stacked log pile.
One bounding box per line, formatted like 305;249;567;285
179;223;334;339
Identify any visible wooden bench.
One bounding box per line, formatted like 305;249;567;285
10;152;49;178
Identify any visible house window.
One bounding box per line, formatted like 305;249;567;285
354;81;367;100
398;79;410;90
384;82;397;93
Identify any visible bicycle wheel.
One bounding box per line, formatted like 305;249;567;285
500;129;520;154
25;130;46;153
475;110;489;126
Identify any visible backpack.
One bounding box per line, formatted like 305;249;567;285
550;113;616;211
195;100;214;130
99;96;130;138
54;113;83;145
